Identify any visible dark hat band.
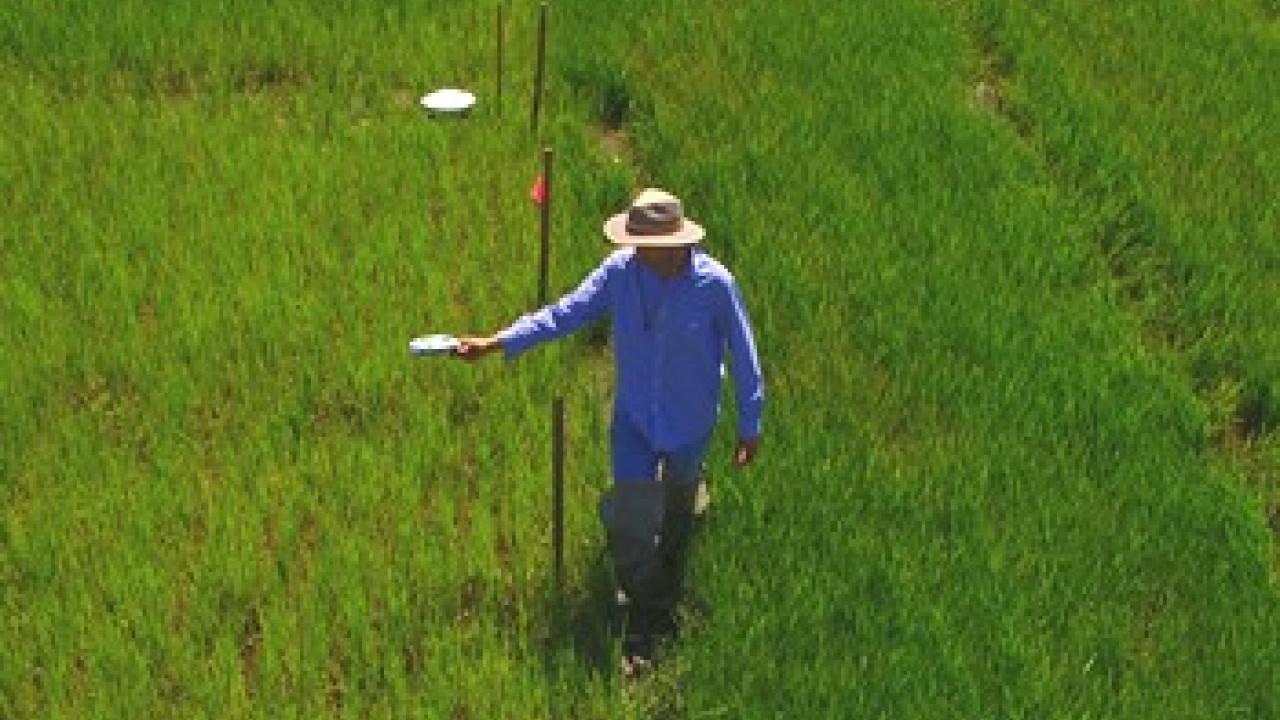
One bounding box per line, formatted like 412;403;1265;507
625;201;684;236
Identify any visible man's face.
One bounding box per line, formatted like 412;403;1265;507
636;245;690;278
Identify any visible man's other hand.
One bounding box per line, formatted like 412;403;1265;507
734;436;760;468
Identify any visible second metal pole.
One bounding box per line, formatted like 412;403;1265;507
538;147;552;306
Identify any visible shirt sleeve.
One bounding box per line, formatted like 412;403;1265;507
496;258;612;359
720;275;764;439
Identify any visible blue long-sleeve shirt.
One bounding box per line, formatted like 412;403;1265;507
497;248;764;451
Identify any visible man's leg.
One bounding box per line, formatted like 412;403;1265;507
656;436;712;619
602;413;665;670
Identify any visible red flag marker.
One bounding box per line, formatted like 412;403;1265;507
530;174;547;206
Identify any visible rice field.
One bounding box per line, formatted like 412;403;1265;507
2;1;1278;718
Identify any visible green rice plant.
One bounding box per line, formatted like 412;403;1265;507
2;0;1278;718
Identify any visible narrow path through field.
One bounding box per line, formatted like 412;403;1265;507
966;22;1031;140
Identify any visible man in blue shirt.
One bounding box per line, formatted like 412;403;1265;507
456;188;764;675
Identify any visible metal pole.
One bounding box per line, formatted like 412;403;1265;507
530;2;547;132
495;2;504;119
536;146;563;594
538;147;552;305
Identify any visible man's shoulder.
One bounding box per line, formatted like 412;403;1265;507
691;251;736;287
601;247;636;272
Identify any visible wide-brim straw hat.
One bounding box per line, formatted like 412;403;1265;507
603;188;705;246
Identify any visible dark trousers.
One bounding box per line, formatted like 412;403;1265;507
600;413;711;639
600;476;701;637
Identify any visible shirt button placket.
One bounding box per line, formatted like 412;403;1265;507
653;331;663;445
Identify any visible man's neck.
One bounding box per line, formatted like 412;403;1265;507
639;247;692;280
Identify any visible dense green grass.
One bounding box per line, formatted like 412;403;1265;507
556;1;1279;715
1;3;627;716
3;0;1278;717
955;0;1280;546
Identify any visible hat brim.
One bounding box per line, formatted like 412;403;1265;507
603;213;705;246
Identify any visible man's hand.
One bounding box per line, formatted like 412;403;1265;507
734;436;760;469
456;336;501;362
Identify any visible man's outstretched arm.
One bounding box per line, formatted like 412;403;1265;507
457;258;613;362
